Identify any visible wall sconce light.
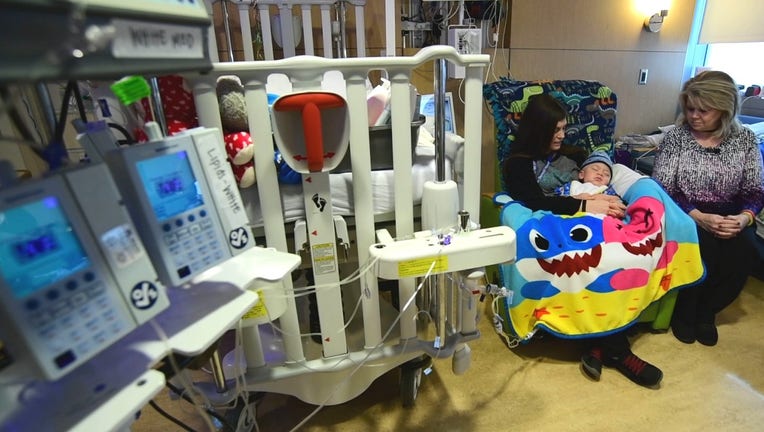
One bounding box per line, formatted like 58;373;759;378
644;9;669;32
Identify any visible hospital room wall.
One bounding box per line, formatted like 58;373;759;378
507;0;697;138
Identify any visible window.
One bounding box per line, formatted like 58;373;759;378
704;42;764;89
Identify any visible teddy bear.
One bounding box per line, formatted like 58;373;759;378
135;74;257;189
217;78;304;186
216;76;256;189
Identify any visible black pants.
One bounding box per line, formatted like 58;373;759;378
672;226;757;326
587;331;632;357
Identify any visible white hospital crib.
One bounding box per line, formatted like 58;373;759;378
206;0;374;61
181;45;495;416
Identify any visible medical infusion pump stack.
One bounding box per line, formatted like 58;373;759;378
105;127;254;288
0;163;169;381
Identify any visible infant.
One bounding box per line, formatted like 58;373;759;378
555;150;620;198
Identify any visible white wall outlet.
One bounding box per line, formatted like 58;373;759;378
639;68;649;85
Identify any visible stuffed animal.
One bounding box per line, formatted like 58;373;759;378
216;76;256;189
138;75;198;138
132;75;257;189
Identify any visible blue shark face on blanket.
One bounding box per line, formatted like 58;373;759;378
515;214;608;299
513;196;668;300
522;214;605;275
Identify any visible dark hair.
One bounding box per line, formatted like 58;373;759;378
509;93;567;159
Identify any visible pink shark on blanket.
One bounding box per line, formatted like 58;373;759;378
601;196;678;291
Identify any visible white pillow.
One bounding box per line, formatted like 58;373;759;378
611;163;647;196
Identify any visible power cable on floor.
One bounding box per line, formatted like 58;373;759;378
148;400;197;432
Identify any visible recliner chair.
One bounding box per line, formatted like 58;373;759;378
481;78;676;331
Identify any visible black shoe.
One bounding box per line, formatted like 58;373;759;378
671;319;696;344
605;351;663;388
696;323;718;346
581;347;603;381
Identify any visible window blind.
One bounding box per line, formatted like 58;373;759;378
699;0;764;43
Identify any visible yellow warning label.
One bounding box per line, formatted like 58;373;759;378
312;243;336;275
242;290;269;320
398;256;448;278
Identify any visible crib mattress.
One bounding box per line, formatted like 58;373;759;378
241;147;453;227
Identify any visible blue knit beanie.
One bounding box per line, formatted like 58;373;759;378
581;150;613;174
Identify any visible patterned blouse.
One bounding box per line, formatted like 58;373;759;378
652;124;764;216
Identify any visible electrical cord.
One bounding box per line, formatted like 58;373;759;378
53;82;73;146
107;122;136;144
255;255;382;373
70;81;88;123
149;321;223;432
148;400;197;432
489;287;523;348
164;379;237;432
208;317;271;432
287;255;441;432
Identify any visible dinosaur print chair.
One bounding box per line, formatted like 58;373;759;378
480;79;702;343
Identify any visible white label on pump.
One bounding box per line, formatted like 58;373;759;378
112;19;204;59
100;224;146;268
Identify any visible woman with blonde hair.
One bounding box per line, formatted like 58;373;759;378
652;70;764;346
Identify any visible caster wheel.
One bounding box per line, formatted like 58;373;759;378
400;365;422;408
400;356;431;408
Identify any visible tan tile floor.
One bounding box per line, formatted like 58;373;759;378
132;276;764;432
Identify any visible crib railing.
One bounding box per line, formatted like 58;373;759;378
183;45;489;402
207;0;368;61
256;0;367;59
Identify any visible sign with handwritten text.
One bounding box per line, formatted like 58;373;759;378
112;19;204;59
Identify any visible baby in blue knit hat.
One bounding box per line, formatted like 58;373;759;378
555;150;620;198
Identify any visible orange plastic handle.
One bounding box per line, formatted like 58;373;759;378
274;93;345;172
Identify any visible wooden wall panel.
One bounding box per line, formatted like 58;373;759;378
507;0;697;138
508;50;686;136
509;0;695;53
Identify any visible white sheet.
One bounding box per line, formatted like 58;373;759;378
241;145;455;227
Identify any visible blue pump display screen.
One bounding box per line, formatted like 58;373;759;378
418;92;456;134
0;196;90;298
136;150;204;221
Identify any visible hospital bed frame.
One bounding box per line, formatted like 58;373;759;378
183;46;491;411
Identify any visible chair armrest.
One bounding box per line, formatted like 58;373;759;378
480;192;501;229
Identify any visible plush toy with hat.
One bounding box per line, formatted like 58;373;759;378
216;76;256;189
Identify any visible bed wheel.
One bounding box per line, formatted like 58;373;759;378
400;356;431;408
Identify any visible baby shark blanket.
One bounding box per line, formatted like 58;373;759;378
496;178;705;341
